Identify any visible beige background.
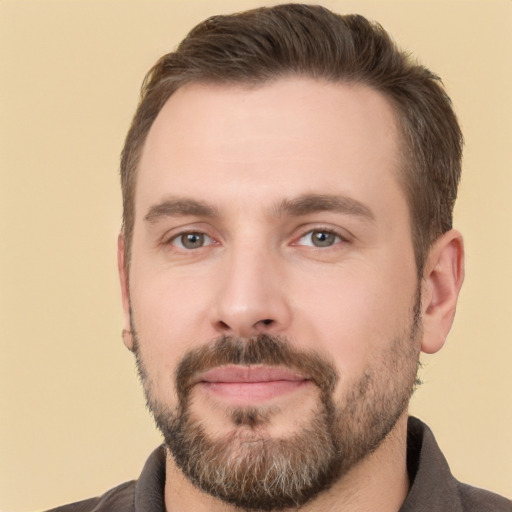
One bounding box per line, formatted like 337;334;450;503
1;1;511;510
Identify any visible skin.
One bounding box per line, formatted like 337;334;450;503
118;78;464;511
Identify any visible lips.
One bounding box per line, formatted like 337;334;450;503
199;365;306;383
195;365;309;404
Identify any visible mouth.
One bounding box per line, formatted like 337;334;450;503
195;365;310;405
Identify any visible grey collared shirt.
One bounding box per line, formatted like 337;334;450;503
46;417;512;512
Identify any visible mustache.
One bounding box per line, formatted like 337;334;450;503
175;334;338;398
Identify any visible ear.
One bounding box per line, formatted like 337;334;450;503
117;233;134;351
420;229;465;354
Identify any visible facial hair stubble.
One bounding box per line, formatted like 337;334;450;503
132;303;421;511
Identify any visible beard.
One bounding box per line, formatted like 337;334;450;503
132;297;421;511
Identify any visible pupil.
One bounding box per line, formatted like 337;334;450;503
313;232;334;247
183;233;203;248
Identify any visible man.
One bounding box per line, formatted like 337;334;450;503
48;4;511;512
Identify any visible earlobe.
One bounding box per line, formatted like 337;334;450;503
420;230;465;354
117;233;134;351
122;329;135;352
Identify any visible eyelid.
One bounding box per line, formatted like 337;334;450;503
173;232;214;249
292;224;352;246
160;224;219;248
158;223;352;249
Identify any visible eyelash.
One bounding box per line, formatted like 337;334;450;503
164;226;349;251
294;228;347;248
166;230;216;250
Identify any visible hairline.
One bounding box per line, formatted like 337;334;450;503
122;74;429;276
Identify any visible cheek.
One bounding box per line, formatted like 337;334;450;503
131;255;211;332
128;268;214;403
291;260;417;377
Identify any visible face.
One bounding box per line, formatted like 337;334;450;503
121;78;421;509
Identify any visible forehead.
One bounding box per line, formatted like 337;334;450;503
136;78;404;219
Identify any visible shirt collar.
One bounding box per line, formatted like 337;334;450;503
133;417;464;512
400;416;463;511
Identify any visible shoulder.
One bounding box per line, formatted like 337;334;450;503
458;482;512;512
44;480;136;512
43;445;166;512
403;417;511;512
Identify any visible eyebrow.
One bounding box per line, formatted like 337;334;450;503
273;194;375;221
144;198;219;223
144;193;375;224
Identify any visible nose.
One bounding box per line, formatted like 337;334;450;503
211;243;292;338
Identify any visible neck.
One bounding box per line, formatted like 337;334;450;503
164;412;410;512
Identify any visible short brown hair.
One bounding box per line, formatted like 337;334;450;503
120;3;463;274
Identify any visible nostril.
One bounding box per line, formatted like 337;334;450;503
217;320;230;330
213;318;274;337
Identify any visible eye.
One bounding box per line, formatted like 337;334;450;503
170;232;214;250
297;230;342;248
